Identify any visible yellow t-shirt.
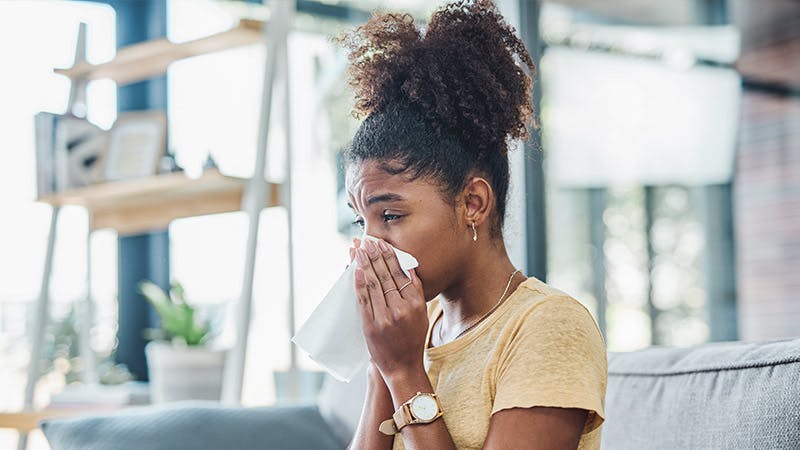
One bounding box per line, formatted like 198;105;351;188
393;277;607;450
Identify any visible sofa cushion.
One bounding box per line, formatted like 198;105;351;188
602;338;800;449
40;401;343;450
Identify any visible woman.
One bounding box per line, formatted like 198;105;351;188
340;1;607;449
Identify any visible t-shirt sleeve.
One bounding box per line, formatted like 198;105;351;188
492;295;607;434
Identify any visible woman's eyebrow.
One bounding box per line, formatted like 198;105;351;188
367;193;405;205
347;193;406;211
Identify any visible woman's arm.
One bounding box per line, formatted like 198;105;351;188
353;240;457;450
349;362;458;450
483;407;587;450
382;369;587;450
381;365;456;450
349;239;395;450
349;363;395;450
356;363;588;450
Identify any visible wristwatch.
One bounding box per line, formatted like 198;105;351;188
379;392;444;435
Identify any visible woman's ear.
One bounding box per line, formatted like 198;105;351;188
462;176;493;226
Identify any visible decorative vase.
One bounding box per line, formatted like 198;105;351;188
145;341;226;403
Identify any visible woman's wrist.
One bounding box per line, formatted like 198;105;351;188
380;364;433;407
367;362;388;388
379;361;425;384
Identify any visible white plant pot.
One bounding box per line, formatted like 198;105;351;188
145;341;226;403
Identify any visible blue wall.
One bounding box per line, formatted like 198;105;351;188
94;0;170;381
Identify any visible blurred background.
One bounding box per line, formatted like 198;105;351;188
0;0;798;448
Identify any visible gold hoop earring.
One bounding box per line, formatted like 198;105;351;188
471;222;478;242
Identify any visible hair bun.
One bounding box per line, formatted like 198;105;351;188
338;0;535;157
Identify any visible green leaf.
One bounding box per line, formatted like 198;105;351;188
170;281;187;306
138;279;211;346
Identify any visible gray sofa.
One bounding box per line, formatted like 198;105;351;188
41;338;800;449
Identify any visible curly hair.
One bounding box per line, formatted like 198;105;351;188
338;0;535;238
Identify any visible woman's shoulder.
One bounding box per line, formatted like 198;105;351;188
514;276;577;302
507;277;605;342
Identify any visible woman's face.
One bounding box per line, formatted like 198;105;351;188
346;159;469;301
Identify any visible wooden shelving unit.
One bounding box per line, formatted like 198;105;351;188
54;19;263;87
14;8;296;447
37;169;282;236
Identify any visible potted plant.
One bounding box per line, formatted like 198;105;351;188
138;280;226;403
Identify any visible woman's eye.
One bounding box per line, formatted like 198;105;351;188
351;214;401;229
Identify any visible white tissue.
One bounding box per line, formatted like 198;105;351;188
291;235;419;382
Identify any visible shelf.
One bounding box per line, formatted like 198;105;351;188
37;169;282;236
54;19;264;86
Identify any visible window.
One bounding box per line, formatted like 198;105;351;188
0;1;116;447
167;0;355;405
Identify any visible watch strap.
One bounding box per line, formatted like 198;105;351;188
378;403;412;435
378;418;399;435
378;393;442;436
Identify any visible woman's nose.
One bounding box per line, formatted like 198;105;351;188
362;226;387;243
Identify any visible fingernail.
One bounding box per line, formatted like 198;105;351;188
378;240;389;252
365;240;377;254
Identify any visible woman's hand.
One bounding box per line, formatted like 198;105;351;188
352;238;427;379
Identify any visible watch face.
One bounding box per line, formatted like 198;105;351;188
410;394;439;421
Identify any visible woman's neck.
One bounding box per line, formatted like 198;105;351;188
436;239;524;339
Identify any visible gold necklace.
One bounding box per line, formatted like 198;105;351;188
437;269;521;344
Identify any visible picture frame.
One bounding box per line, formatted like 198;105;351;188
104;110;167;182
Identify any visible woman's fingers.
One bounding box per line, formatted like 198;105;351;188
407;269;424;302
351;238;362;261
355;247;391;320
363;240;400;299
373;240;414;302
354;266;373;321
353;240;428;373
